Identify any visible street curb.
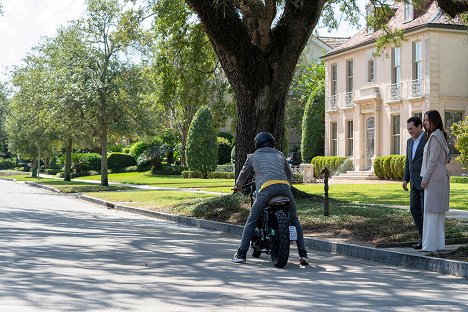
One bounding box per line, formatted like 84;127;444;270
24;181;60;193
77;194;468;278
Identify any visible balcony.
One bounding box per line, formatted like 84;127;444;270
386;83;402;102
407;78;424;98
343;92;353;108
327;95;338;111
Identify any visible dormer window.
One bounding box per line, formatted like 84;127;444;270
404;2;414;22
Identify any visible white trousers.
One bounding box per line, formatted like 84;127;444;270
422;211;446;252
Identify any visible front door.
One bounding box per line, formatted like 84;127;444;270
366;117;375;170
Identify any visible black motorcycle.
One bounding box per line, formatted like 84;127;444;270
241;181;297;268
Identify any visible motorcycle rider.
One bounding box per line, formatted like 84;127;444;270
232;132;309;265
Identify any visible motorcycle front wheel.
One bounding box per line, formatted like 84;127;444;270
270;209;290;268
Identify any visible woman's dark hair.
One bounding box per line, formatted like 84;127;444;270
424;110;448;141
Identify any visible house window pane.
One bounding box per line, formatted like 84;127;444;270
445;111;463;154
346;121;353;156
346;60;353;92
368;59;374;82
413;41;422;80
413;112;422;120
331;122;338;156
392;115;400;154
392;47;401;84
331;64;337;95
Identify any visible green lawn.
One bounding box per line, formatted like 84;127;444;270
78;171;234;188
294;182;468;211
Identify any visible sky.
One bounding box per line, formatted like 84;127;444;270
0;0;364;83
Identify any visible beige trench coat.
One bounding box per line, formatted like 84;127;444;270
420;129;450;213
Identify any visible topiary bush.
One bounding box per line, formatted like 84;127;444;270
107;152;137;169
186;106;218;178
301;89;325;163
373;157;384;179
311;156;347;178
374;155;406;180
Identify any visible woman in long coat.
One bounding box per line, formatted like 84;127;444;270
420;110;450;252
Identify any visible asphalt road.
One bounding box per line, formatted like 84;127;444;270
0;179;467;312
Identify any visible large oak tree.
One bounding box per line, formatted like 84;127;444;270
183;0;468;174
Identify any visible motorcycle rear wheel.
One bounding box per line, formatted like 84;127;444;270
270;210;290;268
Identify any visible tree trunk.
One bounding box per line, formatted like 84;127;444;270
64;138;72;182
31;157;37;178
234;89;287;175
100;125;109;186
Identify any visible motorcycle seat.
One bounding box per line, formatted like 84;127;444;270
268;195;290;206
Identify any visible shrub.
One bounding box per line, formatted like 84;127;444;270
217;137;233;165
45;168;62;175
136;138;167;169
107;152;136;169
182;170;202;178
373;157;384;179
216;164;234;172
80;153;102;171
0;157;15;170
311;156;347;178
71;153;101;173
129;141;148;159
151;165;184;175
186;106;218;178
451;117;468;167
301;89;325;163
374;155;406;180
450;176;468;183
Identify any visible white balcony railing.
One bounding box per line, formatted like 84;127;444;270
327;95;338;111
387;83;402;102
343;92;353;108
407;78;424;98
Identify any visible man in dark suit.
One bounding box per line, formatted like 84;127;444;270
402;116;426;249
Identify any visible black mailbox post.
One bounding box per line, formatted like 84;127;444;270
320;167;330;216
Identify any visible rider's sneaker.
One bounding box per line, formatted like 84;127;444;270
232;249;247;264
299;256;309;266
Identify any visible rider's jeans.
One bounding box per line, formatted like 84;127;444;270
239;184;306;254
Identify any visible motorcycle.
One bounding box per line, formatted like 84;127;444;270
241;181;297;268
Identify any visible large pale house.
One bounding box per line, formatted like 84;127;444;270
322;1;468;174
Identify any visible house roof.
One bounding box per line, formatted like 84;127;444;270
317;36;351;49
323;1;466;58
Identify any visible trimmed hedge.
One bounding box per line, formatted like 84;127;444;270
311;156;348;178
373;155;406;180
151;165;184;175
107;152;136;169
450;176;468;183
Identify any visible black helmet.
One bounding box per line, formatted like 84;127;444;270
254;132;275;149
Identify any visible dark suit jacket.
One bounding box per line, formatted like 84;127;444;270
403;133;426;190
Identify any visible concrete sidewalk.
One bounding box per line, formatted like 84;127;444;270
15;178;468;278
